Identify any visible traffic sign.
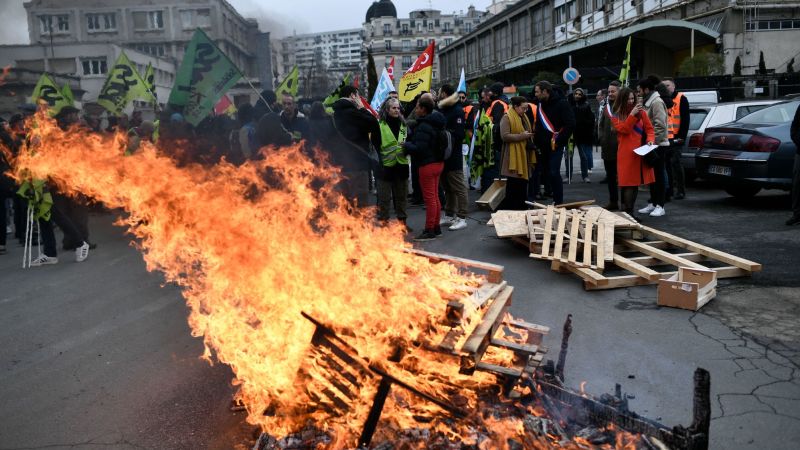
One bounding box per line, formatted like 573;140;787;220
562;67;580;85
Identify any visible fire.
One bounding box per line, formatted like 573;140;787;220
7;112;650;449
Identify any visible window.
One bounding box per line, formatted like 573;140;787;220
428;22;434;32
133;10;164;30
81;58;107;75
401;23;409;34
416;39;424;49
384;40;392;50
555;6;566;25
443;22;452;32
402;40;410;51
40;15;70;34
383;24;391;35
180;10;193;28
465;22;473;33
402;55;412;69
444;38;452;46
87;13;116;32
134;43;166;57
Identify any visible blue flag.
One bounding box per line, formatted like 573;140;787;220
457;68;467;94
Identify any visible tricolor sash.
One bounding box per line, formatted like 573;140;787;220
537;106;561;151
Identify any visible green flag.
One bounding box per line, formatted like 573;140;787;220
619;37;632;87
323;74;352;109
143;62;157;102
168;28;242;125
31;73;72;116
97;51;154;115
275;65;299;98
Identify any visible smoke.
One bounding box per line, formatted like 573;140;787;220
0;0;30;45
228;0;309;38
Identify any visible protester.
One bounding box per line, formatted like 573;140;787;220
370;97;410;229
0;117;15;255
437;84;468;231
532;81;575;205
255;111;293;150
611;87;656;219
499;96;535;210
636;75;669;217
662;77;690;200
597;81;621;210
332;85;379;206
253;89;279;121
279;93;310;140
466;89;494;193
480;83;509;193
572;87;595;182
54;106;92;250
404;96;446;241
232;103;258;163
787;105;800;225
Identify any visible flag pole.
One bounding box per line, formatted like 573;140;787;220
242;75;273;114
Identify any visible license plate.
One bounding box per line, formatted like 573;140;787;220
709;165;731;176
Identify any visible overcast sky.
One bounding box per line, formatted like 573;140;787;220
0;1;494;44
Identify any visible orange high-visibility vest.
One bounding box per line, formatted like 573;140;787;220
667;92;684;140
464;104;473;121
484;99;509;123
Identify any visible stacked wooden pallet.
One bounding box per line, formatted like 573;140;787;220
489;205;761;290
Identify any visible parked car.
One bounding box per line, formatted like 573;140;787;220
681;100;779;178
682;90;719;105
695;100;800;198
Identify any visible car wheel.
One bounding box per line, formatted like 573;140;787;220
724;185;761;198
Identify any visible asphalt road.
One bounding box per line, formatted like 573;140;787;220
1;157;798;449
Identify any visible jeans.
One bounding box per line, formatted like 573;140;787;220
442;169;468;218
419;162;444;231
39;203;88;257
53;193;89;249
577;143;593;179
666;145;686;196
549;147;565;204
376;176;409;221
647;147;668;207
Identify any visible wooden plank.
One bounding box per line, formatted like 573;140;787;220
468;281;508;309
567;210;581;264
551;209;568;263
490;338;539;356
612;254;662;281
596;221;606;269
476;179;507;211
461;286;514;358
625;252;704;266
555;199;595;209
475;362;523;378
503;319;550;335
406;248;504;282
639;225;762;272
491;210;530;238
583;219;594;268
540;206;555;259
619;238;708;270
562;264;609;286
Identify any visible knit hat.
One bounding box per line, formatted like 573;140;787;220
489;82;505;97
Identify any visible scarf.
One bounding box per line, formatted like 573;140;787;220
506;106;534;179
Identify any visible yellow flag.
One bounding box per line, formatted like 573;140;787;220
31;73;72;116
398;42;435;102
619;37;632;87
275;65;299;98
97;51;154;114
143;62;157;102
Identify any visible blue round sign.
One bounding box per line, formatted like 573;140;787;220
563;67;580;85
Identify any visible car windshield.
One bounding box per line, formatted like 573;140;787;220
738;101;800;124
689;109;709;129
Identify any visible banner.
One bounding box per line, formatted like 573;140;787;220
619;37;631;86
275;65;299;98
214;94;236;116
97;51;154;115
31;73;72;115
370;68;395;112
398;41;435;102
169;28;242;125
386;56;395;81
323;74;352;109
457;67;467;94
144;62;157;101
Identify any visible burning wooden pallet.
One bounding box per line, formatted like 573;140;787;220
490;204;761;291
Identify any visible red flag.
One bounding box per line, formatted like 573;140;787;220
353;74;360;89
387;57;395;81
360;96;378;117
213;94;236;116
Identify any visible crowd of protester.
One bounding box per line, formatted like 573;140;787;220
1;73;712;258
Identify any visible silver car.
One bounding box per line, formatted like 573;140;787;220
681;100;779;178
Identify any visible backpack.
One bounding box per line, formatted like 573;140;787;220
435;129;453;162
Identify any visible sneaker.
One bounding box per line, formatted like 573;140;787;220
414;230;437;241
75;241;90;262
439;215;456;226
649;205;666;217
638;203;656;214
588;169;593;174
31;254;58;266
583;177;591;183
434;225;442;236
449;218;468;231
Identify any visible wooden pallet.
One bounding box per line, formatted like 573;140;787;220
526;205;608;270
557;226;762;290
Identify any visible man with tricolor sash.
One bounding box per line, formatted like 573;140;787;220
532;81;575;205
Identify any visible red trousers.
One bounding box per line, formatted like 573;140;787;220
418;162;444;231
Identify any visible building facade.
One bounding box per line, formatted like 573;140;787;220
278;29;362;98
438;0;800;89
362;0;489;90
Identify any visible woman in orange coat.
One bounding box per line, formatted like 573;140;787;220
611;87;655;217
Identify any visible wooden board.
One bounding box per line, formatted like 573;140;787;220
476;179;507;211
491;210;530;238
461;286;514;363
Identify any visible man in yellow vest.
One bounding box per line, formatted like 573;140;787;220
370;97;410;230
662;77;690;200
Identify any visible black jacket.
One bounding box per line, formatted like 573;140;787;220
438;93;466;172
572;98;595;145
280;111;310;139
488;97;507;153
597;100;619;161
791;105;800;155
534;88;575;151
404;110;446;167
332;98;379;172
